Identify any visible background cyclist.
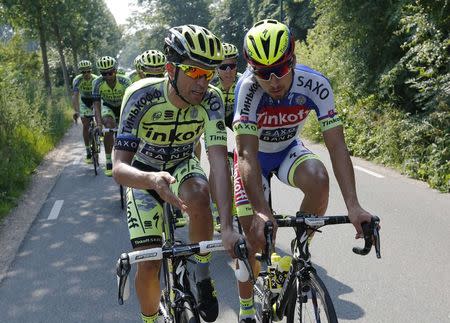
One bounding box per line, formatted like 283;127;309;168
113;25;234;323
71;60;98;163
127;54;142;83
222;19;375;323
92;56;132;176
210;42;242;231
138;49;166;78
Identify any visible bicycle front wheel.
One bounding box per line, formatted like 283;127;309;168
286;272;337;323
176;300;199;323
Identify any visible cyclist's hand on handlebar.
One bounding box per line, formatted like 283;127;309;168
73;112;79;123
95;123;103;134
247;212;278;251
150;172;187;212
221;229;247;258
348;206;379;239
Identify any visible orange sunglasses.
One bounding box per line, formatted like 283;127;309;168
174;63;216;81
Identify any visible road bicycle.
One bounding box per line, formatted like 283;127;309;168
116;201;251;323
86;116;101;175
101;127;125;210
250;214;381;323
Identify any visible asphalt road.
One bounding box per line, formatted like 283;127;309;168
0;123;449;323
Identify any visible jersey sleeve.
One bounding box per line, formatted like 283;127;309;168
72;75;81;92
307;75;342;131
92;77;102;102
203;86;227;148
232;73;261;136
115;85;142;152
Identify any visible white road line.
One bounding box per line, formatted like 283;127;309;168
47;200;64;220
72;156;82;165
354;166;385;178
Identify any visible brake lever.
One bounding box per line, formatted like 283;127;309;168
352;216;381;258
116;253;131;305
263;221;274;266
234;238;255;284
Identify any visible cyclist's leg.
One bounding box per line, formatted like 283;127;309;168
234;158;271;321
101;105;117;175
171;157;218;321
277;139;329;216
126;187;164;321
79;103;93;162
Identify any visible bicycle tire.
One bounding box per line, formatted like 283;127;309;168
90;134;98;176
176;300;199;323
286;272;337;323
120;185;124;209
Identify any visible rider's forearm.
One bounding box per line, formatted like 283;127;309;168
93;101;102;125
72;93;79;112
208;147;234;232
113;158;158;190
329;144;361;210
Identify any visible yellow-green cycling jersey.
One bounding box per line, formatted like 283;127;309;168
127;70;141;83
115;77;227;170
210;72;241;129
92;74;132;109
73;73;98;104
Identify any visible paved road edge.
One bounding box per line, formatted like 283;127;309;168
0;124;79;284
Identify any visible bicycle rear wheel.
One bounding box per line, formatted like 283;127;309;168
286;272;337;323
90;133;99;176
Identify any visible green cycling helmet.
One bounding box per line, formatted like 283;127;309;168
78;60;92;71
243;19;295;67
133;55;142;70
222;43;239;59
96;56;117;71
140;50;166;68
164;25;224;68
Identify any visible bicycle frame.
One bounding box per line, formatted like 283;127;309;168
116;202;227;322
254;214;381;322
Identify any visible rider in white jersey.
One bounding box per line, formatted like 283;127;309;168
221;19;376;323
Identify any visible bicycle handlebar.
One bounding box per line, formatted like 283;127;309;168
263;214;381;261
101;128;118;134
116;238;252;304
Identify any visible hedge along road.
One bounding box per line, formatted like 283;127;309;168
0;124;449;322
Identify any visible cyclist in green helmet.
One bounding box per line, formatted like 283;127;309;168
127;54;143;83
209;42;242;232
222;19;376;323
72;60;99;163
113;25;234;323
92;56;132;176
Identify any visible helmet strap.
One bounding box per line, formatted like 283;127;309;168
169;66;191;105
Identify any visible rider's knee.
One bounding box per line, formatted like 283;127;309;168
137;259;161;276
181;179;210;210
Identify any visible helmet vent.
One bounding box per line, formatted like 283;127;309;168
199;34;206;52
274;30;285;57
185;32;195;50
249;35;262;60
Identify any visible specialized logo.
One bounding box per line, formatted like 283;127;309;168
152;112;162;120
216;120;225;131
257;106;308;128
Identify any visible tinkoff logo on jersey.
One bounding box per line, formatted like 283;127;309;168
140;121;204;144
257;106;309;128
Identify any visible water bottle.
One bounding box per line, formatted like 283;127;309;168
277;255;292;288
269;253;281;294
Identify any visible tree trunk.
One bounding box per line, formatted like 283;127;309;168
53;23;71;98
37;10;52;94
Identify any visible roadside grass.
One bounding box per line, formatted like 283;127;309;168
0;85;72;222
